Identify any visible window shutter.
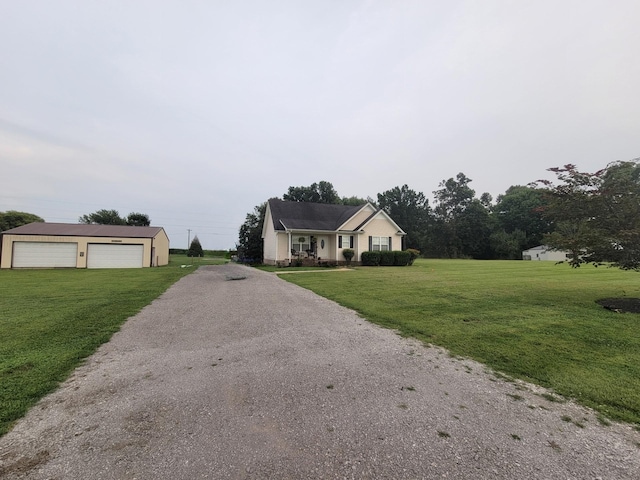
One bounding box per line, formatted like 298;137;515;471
368;236;372;251
389;237;392;251
338;236;342;248
350;236;354;248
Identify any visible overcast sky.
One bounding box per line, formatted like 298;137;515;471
2;1;638;249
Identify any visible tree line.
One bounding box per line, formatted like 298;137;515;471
238;160;640;270
0;211;45;232
0;209;151;233
78;209;151;226
0;209;152;233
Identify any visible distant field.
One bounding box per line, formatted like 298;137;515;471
280;259;640;425
169;254;228;266
0;257;202;436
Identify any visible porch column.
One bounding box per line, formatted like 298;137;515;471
288;231;292;262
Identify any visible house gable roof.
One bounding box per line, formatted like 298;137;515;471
2;222;166;239
267;199;367;232
354;209;406;234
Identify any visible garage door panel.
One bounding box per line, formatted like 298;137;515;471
87;244;144;269
13;242;78;268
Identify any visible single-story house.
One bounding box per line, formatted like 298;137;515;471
262;199;406;265
0;223;170;269
522;245;569;262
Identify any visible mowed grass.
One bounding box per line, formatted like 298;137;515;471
169;254;229;266
0;256;197;436
281;259;640;424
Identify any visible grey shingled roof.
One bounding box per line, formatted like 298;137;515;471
2;222;165;239
268;199;366;232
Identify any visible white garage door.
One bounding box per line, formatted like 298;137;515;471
12;242;78;268
87;244;144;269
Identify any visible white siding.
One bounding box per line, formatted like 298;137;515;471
522;246;569;261
12;242;78;268
87;244;144;269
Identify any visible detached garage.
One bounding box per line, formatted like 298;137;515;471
0;223;170;269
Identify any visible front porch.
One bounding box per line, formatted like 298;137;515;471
276;258;350;268
286;233;334;264
278;249;342;268
264;230;360;266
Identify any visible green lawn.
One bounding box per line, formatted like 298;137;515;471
280;259;640;425
169;254;228;266
0;257;197;436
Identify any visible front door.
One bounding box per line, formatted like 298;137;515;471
316;235;328;260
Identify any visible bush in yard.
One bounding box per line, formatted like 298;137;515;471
320;261;337;267
394;250;411;266
379;250;395;266
362;251;414;266
361;251;380;266
406;249;420;265
342;248;355;266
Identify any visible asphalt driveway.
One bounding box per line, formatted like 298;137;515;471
1;264;638;479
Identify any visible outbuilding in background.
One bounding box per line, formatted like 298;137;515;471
0;223;169;269
522;245;569;262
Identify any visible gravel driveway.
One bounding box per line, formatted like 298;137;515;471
1;264;638;479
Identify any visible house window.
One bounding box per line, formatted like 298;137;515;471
292;236;310;252
339;235;353;249
371;236;389;251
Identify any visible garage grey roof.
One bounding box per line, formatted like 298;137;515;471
268;199;367;231
2;222;165;239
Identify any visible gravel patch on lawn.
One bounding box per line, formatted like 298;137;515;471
1;264;638;479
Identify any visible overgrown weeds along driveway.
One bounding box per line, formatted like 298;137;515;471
1;264;638;479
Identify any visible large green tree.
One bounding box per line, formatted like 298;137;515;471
457;199;494;259
377;185;430;251
341;195;370;206
429;173;497;259
126;212;151;226
489;228;527;260
0;211;44;231
79;209;151;226
491;185;551;257
593;161;640;269
430;173;476;258
79;209;126;225
539;160;640;270
283;181;340;204
237;202;266;263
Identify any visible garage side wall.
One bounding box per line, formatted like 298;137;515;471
0;235;156;269
152;231;170;266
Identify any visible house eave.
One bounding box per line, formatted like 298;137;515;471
279;228;364;234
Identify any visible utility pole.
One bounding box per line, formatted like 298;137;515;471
187;229;192;248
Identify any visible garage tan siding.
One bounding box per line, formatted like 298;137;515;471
152;230;170;266
1;235;157;269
